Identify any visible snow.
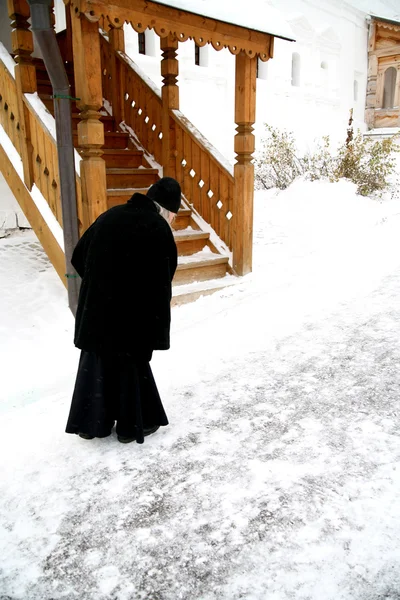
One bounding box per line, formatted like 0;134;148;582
348;0;400;21
0;41;16;77
2;177;400;599
152;0;295;41
172;109;234;177
117;52;162;100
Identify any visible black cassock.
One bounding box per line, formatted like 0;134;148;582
65;193;177;443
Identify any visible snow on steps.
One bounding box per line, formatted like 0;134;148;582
171;273;238;306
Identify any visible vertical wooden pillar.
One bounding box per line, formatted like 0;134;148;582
64;6;74;64
365;54;378;129
233;52;256;276
109;25;125;125
8;0;36;189
160;34;179;178
71;9;107;230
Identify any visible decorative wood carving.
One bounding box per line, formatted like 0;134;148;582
71;7;108;229
65;0;274;61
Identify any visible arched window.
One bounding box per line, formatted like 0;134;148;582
353;80;358;101
383;67;397;109
291;52;301;87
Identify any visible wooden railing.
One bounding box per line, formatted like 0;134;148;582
100;34;163;163
100;35;235;252
171;110;235;251
0;58;22;158
0;50;83;232
24;95;63;225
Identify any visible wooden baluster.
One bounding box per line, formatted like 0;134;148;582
160;34;178;179
8;0;36;189
71;10;107;230
232;52;256;276
109;25;125;125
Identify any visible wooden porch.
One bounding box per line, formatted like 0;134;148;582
0;0;292;303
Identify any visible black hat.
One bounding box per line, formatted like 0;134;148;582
147;177;181;214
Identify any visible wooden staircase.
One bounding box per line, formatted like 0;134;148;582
32;57;233;304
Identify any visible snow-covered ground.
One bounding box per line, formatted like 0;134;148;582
1;179;400;600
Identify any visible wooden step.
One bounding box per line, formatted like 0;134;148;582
173;208;194;230
106;168;159;189
172;275;237;306
33;58;74;77
107;188;144;208
174;253;229;285
41;96;80;114
73;131;130;149
102;149;145;168
173;229;210;255
37;78;75;95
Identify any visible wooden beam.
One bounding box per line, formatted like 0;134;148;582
71;8;108;230
370;44;400;58
160;33;179;179
0;143;66;284
108;25;125;125
232;51;256;276
68;0;274;60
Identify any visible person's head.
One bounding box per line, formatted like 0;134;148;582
147;177;181;225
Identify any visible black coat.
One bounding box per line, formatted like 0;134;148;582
72;193;178;355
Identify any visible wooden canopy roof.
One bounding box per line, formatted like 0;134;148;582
65;0;294;61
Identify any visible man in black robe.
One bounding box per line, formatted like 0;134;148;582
65;177;180;444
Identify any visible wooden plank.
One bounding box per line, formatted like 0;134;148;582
200;148;210;224
36;124;46;199
182;130;192;202
209;161;219;234
0;143;65;285
219;173;230;247
190;140;201;212
175;123;184;190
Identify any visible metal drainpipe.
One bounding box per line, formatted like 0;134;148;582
28;0;80;317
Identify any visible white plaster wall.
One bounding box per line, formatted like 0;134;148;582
0;173;30;230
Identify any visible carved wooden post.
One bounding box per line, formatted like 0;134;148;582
160;34;179;178
8;0;36;189
232;52;256;276
109;25;125;125
70;9;107;230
